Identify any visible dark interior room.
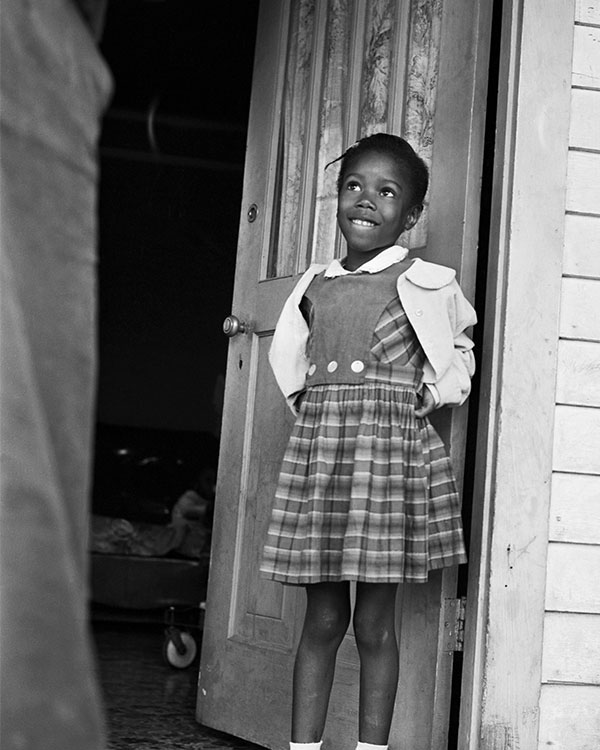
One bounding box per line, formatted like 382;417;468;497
90;2;262;747
96;0;259;433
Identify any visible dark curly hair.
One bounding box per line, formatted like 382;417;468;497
329;133;429;206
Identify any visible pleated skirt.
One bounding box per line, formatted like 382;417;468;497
260;368;467;585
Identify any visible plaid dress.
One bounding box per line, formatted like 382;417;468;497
260;265;467;584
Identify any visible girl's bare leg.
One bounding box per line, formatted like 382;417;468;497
353;583;400;743
292;582;351;741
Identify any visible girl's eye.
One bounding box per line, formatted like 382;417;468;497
346;181;360;191
381;187;396;198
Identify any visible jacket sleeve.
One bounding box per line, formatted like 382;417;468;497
424;282;476;408
427;332;475;407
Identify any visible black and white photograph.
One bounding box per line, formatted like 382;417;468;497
1;2;599;749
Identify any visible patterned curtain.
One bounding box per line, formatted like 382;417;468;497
266;0;443;278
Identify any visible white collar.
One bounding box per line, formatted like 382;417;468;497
324;245;410;277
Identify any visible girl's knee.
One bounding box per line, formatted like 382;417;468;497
353;610;396;653
304;603;350;645
353;584;398;653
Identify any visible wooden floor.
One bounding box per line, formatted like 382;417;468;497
93;621;265;750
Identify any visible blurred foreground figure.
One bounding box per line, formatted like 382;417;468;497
1;2;112;748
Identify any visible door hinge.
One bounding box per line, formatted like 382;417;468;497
443;596;466;653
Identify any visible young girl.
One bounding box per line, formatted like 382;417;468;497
260;133;476;749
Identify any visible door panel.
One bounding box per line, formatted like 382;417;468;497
197;1;491;747
228;330;297;651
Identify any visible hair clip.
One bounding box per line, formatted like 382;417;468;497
324;139;363;171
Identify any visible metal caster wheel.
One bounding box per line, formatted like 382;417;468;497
163;627;197;669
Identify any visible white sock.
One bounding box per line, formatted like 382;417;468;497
290;743;322;750
356;743;388;750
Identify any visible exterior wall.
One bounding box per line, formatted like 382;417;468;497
538;3;600;747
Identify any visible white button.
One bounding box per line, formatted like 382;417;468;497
351;360;365;373
327;361;338;373
415;309;423;316
308;364;317;376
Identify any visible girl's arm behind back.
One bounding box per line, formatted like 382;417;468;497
399;260;477;409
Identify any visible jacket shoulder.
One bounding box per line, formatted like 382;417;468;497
403;258;456;290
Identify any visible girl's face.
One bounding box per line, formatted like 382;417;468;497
337;150;422;270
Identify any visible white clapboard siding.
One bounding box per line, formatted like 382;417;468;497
576;0;600;25
573;24;600;89
570;88;600;151
538;684;600;750
564;214;600;277
550;472;600;544
545;542;600;613
566;151;600;215
539;7;600;747
542;612;600;684
553;405;600;475
556;340;600;407
559;277;600;341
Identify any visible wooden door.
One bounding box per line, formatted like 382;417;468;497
197;2;491;747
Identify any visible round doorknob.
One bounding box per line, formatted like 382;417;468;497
222;315;247;337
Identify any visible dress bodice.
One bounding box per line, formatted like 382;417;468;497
302;263;425;388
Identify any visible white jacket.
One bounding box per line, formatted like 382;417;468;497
269;254;477;414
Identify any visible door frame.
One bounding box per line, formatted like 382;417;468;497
458;0;575;747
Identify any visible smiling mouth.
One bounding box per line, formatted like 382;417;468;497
350;218;377;227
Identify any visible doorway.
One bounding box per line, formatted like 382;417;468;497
91;2;494;748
